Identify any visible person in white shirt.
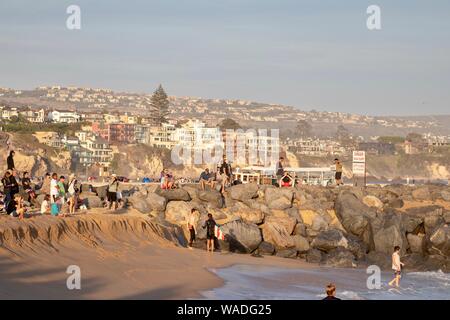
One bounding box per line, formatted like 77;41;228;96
50;172;59;203
40;194;51;214
389;246;405;287
187;208;199;248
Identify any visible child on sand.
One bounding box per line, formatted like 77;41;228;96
389;246;404;287
40;194;51;215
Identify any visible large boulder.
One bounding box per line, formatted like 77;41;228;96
347;234;368;260
262;218;296;249
335;191;376;248
198;189;223;208
234;208;265;224
441;190;450;202
92;184;108;200
164;201;193;224
292;235;310;252
305;249;323;263
82;193;103;208
311;229;348;252
373;224;406;255
221;220;262;253
155;188;191;201
401;214;424;234
407;233;426;255
428;224;450;257
265;187;294;210
363;195;384;210
129;192;167;214
276;249;298;259
322;248;356;268
228;183;258;201
366;251;391;270
424;215;445;235
412;187;431;201
257;241;275;255
265;216;297;235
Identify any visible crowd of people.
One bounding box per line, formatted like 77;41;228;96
0;150;126;219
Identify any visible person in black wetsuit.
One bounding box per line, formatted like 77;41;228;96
202;213;217;252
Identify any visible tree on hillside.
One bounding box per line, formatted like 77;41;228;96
150;84;170;126
218;118;241;131
406;132;424;143
295;120;313;138
335;125;350;141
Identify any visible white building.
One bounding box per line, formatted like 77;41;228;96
48;110;80;123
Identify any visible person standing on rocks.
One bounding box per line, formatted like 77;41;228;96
2;170;14;211
107;174;119;210
203;213;217;252
7;150;15;171
40;173;51;195
187;208;198;248
334;158;343;186
218;155;232;194
67;174;79;215
388;246;404;287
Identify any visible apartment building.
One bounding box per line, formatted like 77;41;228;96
48;110;80;123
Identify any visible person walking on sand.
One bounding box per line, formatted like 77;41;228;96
7;150;15;171
389;246;405;287
322;283;341;300
202;213;217;252
187;208;198;248
107;174;119;210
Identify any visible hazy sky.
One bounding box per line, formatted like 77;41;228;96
1;0;449;116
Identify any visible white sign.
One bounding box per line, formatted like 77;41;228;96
353;151;366;163
353;162;366;176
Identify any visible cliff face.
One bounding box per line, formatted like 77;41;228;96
0;211;186;256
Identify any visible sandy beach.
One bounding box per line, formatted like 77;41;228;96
0;210;315;300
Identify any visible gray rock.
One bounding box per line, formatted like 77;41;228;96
366;251;391;270
276;248;298;259
424;215;445;235
335;191;376;248
306;249;323;263
257;241;275;255
428;224;450;257
228;183;259;201
198;189;224;208
412;187;431;201
311;229;348;252
292;235;310;252
294;223;307;237
347;234;368;261
155;187;191;201
265;187;294;210
407;233;426;255
221;220;262;253
322;248;356;268
373;224;407;255
83;194;103;208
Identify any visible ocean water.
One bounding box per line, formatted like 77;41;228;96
201;265;450;300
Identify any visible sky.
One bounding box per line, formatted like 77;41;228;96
0;0;449;116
